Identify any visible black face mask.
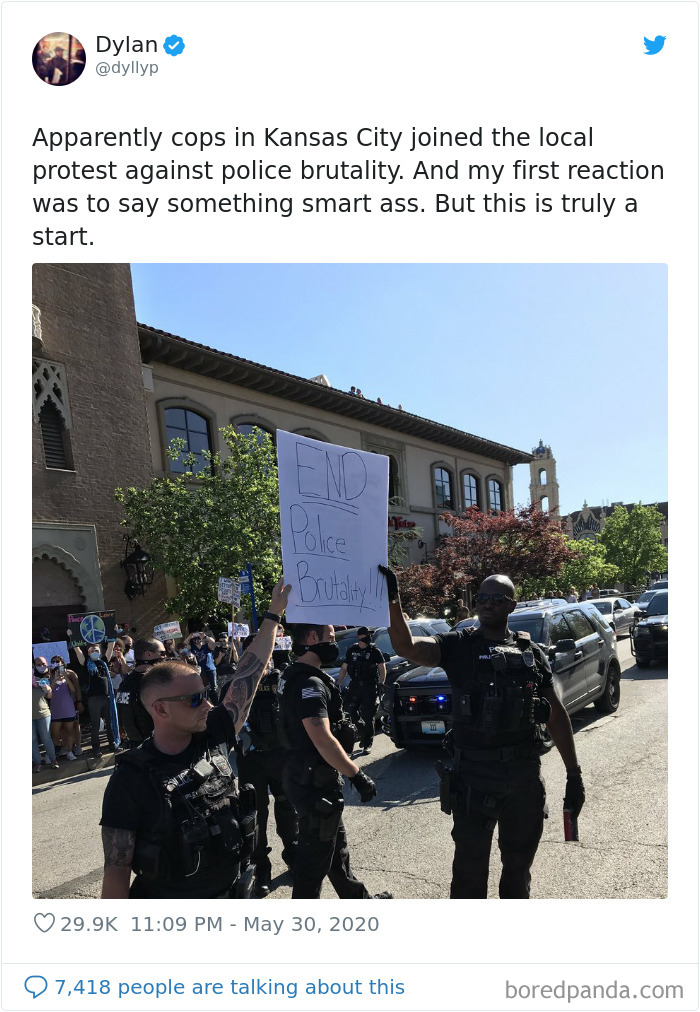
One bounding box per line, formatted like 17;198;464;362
307;642;340;665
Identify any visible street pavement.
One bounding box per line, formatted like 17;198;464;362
32;639;667;900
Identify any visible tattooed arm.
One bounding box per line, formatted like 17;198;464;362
222;579;291;734
101;827;136;899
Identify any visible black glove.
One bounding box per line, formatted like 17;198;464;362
563;767;585;818
350;770;377;803
378;565;400;604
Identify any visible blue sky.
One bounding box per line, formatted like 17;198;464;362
131;263;667;516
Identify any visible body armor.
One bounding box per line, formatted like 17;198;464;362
346;645;380;686
451;632;550;748
278;664;356;757
115;669;154;744
117;743;256;898
242;670;282;751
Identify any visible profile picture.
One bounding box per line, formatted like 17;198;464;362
32;32;86;86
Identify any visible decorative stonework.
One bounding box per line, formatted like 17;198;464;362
32;304;43;347
32;358;73;428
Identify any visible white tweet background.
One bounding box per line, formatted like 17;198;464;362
2;1;697;1009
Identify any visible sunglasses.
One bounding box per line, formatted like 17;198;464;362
474;592;516;606
155;692;207;708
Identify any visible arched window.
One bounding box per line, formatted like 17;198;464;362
164;408;212;473
539;468;547;486
39;400;72;469
462;472;480;510
433;466;454;510
236;423;275;447
488;478;503;512
541;495;549;513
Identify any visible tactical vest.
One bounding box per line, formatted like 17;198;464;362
346;645;380;686
451;631;548;748
244;670;283;750
117;741;256;898
278;663;355;756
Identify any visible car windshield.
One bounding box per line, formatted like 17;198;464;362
592;601;612;614
646;591;668;616
334;631;359;661
508;613;545;643
636;592;655;607
373;631;395;657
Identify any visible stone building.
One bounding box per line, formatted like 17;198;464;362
32;264;533;634
529;439;560;515
562;501;668;547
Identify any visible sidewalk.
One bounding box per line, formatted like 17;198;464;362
32;731;118;786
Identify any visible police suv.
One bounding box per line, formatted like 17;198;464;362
383;601;620;749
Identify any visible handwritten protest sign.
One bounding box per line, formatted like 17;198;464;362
228;622;250;639
154;621;182;641
277;430;389;625
218;577;241;607
33;641;70;664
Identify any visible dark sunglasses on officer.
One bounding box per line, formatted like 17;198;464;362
154;691;207;708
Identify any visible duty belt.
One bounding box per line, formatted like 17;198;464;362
453;742;537;763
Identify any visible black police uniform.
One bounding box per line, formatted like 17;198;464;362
115;667;154;747
278;662;370;899
100;706;256;899
433;627;553;899
235;669;299;885
343;642;384;749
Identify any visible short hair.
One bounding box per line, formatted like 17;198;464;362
140;660;198;705
291;624;327;649
134;637;162;661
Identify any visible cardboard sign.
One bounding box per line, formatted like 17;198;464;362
277;430;390;625
275;635;293;651
67;610;117;646
33;641;70;665
218;577;241;607
154;621;182;641
228;622;250;639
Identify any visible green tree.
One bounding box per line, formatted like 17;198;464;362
555;537;619;596
599;504;668;588
115;426;282;624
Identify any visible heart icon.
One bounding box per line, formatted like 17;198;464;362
34;912;55;933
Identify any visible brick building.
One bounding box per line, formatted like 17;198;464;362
32;264;164;641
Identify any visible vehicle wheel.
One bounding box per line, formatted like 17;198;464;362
635;657;651;669
594;661;621;713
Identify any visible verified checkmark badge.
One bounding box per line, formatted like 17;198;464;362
163;35;185;56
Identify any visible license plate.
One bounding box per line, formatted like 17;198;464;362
421;720;446;735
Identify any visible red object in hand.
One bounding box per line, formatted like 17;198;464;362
563;808;579;841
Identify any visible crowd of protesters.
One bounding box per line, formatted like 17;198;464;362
31;625;251;773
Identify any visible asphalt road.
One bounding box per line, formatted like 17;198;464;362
32;639;667;900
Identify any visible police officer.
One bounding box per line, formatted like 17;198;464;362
236;667;299;897
278;624;392;900
115;639;165;747
100;580;291;899
338;627;386;753
380;566;585;899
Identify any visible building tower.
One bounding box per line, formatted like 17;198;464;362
529;440;560;515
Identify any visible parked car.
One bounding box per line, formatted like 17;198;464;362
514;598;566;610
587;597;640;638
634;589;659;613
631;590;668;667
650;580;668;590
384;601;621;748
326;619;451;688
451;617;480;632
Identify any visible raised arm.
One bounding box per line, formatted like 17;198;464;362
222;580;291;733
379;566;441;667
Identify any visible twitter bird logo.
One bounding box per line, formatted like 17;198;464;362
644;35;666;55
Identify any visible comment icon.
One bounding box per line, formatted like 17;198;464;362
24;976;48;999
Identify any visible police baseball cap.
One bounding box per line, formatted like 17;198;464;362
357;627;371;637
